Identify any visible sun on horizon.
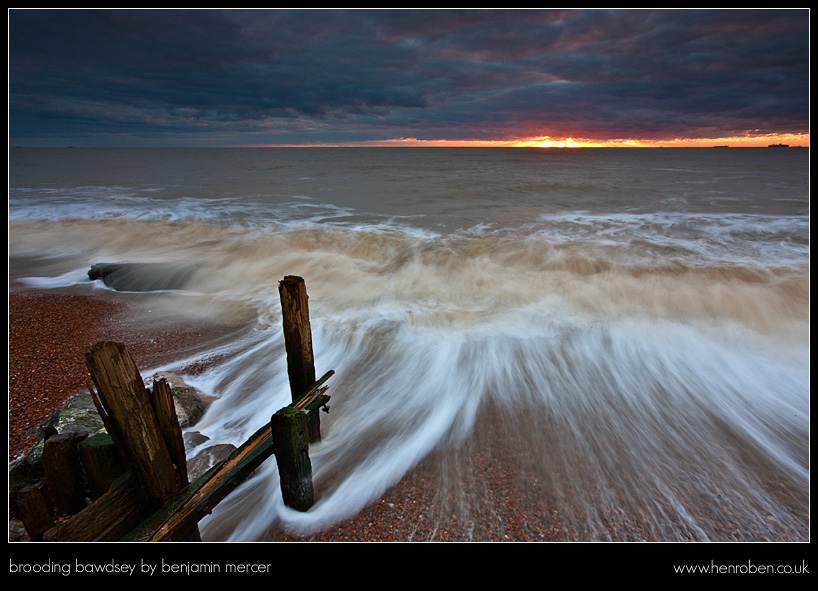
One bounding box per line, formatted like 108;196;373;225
243;132;808;149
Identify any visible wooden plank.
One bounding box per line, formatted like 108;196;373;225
123;422;275;542
293;370;333;412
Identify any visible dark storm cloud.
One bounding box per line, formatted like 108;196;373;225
8;9;809;146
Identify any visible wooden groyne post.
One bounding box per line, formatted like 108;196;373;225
278;275;322;443
16;275;330;542
271;370;332;512
84;341;201;541
31;341;201;542
85;342;190;510
127;276;331;538
123;371;331;541
274;275;332;510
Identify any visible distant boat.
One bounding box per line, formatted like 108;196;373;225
713;145;729;148
767;143;789;147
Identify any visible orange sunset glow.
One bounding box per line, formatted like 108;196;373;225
248;132;808;149
513;133;809;148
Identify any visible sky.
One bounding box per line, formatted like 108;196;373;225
7;8;810;148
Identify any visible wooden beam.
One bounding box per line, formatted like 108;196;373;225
293;370;334;412
123;422;275;542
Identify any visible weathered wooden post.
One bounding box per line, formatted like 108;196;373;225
41;431;88;516
16;486;55;542
271;407;314;511
85;342;180;509
21;292;337;540
84;340;200;541
149;377;191;489
38;275;333;538
79;433;127;500
269;371;332;513
279;275;321;442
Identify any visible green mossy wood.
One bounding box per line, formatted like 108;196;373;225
271;406;314;512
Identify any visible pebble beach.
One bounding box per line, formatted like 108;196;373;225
8;290;212;461
9;289;564;543
8;289;808;549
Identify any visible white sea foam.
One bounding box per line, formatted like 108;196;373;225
9;147;809;541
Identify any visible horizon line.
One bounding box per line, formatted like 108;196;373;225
236;133;809;149
10;132;809;150
14;144;809;149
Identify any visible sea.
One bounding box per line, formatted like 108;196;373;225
8;146;809;542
